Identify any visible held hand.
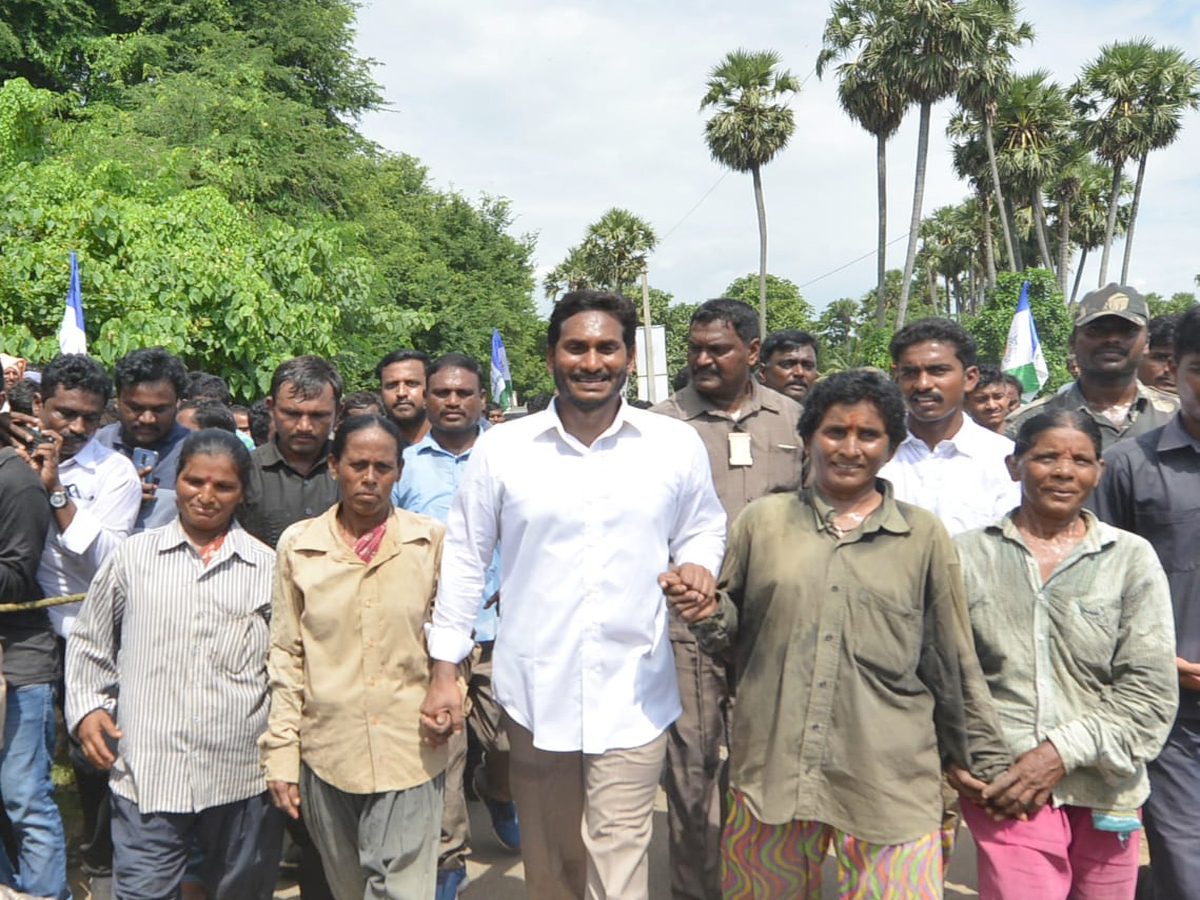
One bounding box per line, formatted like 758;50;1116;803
1176;657;1200;692
946;763;1010;821
982;741;1065;820
419;663;463;747
267;780;302;819
658;564;718;623
137;465;157;503
77;710;123;770
27;428;64;490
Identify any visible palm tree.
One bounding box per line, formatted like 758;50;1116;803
993;71;1073;276
580;208;658;294
948;110;1002;288
1072;39;1157;286
700;48;800;338
542;245;591;301
818;6;907;328
954;0;1035;277
1118;45;1200;282
864;0;999;330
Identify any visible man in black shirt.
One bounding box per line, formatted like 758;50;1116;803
0;385;66;900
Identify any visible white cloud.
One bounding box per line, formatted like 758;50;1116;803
354;0;1200;316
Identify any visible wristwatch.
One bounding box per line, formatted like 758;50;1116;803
48;488;69;509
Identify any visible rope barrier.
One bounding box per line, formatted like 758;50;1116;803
0;593;85;613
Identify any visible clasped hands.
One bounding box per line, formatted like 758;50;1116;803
658;563;718;623
946;740;1066;822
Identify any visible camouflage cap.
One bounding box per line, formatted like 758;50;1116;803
1074;283;1149;329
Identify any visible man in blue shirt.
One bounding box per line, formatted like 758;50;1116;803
391;351;515;900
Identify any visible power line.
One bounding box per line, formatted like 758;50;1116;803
658;172;729;243
799;233;910;289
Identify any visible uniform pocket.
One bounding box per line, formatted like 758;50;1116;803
847;588;922;684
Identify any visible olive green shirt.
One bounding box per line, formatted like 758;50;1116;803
690;483;1011;843
1005;380;1178;451
955;512;1177;811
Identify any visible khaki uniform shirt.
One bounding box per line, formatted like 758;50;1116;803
690;484;1012;843
653;381;803;644
260;505;448;793
955;512;1177;811
1005;380;1178;451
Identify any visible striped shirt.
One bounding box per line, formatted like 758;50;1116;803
65;518;275;813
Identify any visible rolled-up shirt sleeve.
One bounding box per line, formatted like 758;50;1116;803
1046;541;1178;780
260;532;306;784
428;442;498;664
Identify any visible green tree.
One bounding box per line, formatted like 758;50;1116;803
580;208;658;295
817;9;908;326
1146;292;1198;317
963;268;1073;392
722;273;814;333
700;48;800;339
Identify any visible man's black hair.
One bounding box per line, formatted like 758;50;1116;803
426;352;484;389
798;368;908;450
974;364;1005;389
1148;313;1181;351
888;317;978;369
690;298;759;346
760;329;820;363
525;392;553;413
114;347;188;397
1174;305;1200;361
269;355;343;406
41;354;112;404
183;399;237;433
342;390;384;415
547;290;637;351
7;378;39;415
184;371;232;405
671;367;690;392
374;348;431;382
248;399;271;446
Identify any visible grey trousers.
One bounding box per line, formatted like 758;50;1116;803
110;791;283;900
300;765;443;900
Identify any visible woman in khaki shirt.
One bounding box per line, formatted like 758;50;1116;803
665;369;1010;900
261;415;448;900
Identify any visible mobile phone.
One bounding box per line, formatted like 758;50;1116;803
23;427;53;453
132;447;160;479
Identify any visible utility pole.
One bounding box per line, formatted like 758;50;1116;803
640;263;657;403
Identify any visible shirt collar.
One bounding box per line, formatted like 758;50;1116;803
290;505;440;558
61;436;103;472
112;420;191;454
1157;413;1200;454
534;398;643;448
672;379;783;422
410;425;485;458
990;507;1116;555
804;478;912;540
1062;379;1154;413
258;437;331;474
156;518;262;565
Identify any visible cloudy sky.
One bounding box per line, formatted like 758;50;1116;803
353;1;1200;315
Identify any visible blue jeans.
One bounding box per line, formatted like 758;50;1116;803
0;682;71;899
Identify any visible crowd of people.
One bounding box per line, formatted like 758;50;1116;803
0;282;1196;900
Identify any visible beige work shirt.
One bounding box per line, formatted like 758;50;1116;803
652;380;803;524
691;483;1012;843
260;505;448;793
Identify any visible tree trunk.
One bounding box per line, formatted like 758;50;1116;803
985;112;1017;272
752;164;769;338
1006;198;1025;271
1057;197;1072;298
875;132;888;328
1098;159;1124;286
1032;189;1054;274
981;191;996;288
896;100;931;331
1120;154;1148;285
1071;246;1089;305
926;263;938;311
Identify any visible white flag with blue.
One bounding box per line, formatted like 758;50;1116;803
57;251;87;354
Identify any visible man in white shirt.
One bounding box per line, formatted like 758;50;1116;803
421;290;726;900
880;318;1019;537
9;353;141;894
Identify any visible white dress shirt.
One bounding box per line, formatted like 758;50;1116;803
879;413;1020;536
36;437;142;637
429;399;727;754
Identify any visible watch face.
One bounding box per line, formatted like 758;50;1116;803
49;490;68;509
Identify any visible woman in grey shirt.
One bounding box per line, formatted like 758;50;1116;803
952;409;1178;899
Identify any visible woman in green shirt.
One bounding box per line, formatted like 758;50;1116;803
667;369;1010;900
951;409;1176;900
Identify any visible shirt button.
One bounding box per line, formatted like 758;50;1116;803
824;634;834;642
372;716;379;725
369;678;376;687
192;716;199;723
812;724;820;731
831;586;839;592
818;681;827;688
304;507;313;515
368;639;375;648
